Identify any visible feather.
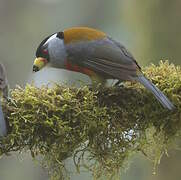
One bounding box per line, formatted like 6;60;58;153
66;37;174;110
66;38;139;80
64;27;106;44
134;75;175;110
84;58;137;80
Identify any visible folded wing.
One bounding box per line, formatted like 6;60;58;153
66;37;140;80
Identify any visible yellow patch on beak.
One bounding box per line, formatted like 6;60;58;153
33;57;48;72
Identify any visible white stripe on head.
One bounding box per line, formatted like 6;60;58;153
44;33;57;45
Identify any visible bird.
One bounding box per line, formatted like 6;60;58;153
33;27;174;110
0;63;8;136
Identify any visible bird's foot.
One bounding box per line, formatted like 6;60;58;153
113;80;124;88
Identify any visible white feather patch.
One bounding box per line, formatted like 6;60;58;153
45;33;57;45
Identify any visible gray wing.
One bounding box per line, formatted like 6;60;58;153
65;37;141;80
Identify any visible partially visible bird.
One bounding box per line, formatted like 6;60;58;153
0;63;8;136
33;27;175;110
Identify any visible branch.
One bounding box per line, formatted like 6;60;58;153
1;61;181;180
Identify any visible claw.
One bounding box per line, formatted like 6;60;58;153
114;80;124;87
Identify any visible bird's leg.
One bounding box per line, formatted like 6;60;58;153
114;80;124;88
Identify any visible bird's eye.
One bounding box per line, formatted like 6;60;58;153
42;49;48;55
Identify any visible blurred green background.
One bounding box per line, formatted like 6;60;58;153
0;0;181;179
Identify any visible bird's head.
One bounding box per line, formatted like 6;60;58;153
33;31;67;72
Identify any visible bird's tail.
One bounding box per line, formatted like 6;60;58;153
134;75;175;110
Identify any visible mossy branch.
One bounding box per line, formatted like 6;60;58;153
0;61;181;180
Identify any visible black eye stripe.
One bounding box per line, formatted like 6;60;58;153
36;33;54;57
38;36;50;48
35;31;64;59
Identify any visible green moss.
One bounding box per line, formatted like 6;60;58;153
0;61;180;179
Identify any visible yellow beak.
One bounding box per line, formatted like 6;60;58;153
33;57;48;72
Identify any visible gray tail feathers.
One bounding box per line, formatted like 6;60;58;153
135;75;175;110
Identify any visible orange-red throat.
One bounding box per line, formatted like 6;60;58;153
33;57;48;72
